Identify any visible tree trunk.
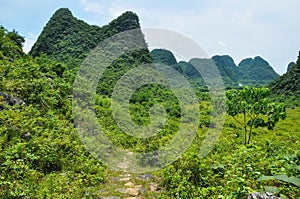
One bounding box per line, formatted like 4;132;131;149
248;124;253;145
244;112;247;145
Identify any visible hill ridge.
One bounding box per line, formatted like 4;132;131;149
29;8;140;66
150;49;279;87
270;51;300;101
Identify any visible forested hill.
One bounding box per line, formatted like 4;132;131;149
151;49;280;87
212;55;238;86
29;8;141;66
270;51;300;101
1;7;300;198
237;56;279;85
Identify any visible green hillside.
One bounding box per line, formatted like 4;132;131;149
287;62;295;72
150;49;207;91
1;8;299;199
237;56;280;85
150;49;177;66
212;55;239;87
270;51;300;105
29;8;141;67
150;49;279;88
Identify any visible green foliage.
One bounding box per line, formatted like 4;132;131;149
287;62;295;72
97;48;153;96
151;50;279;89
0;24;106;197
257;174;300;187
160;108;300;198
212;55;239;87
237;56;279;86
270;51;300;106
0;54;73;115
150;49;207;91
226;87;287;144
151;49;177;66
0;26;25;60
257;173;300;198
6;29;25;48
1;9;299;198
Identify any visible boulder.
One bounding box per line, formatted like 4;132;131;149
0;92;25;110
247;192;281;199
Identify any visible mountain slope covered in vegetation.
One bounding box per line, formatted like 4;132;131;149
1;8;299;199
270;51;300;105
237;56;279;85
29;8;141;67
211;55;239;86
151;49;279;87
0;23;107;198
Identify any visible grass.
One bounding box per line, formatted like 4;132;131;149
1;103;299;198
159;107;300;198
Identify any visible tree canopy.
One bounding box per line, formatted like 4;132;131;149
226;87;287;145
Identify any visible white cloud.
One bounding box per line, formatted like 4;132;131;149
109;2;126;18
218;41;228;48
80;0;103;15
23;32;37;53
9;0;300;74
134;0;300;74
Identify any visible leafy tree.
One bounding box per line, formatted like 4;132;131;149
6;29;25;48
0;26;25;59
226;87;287;145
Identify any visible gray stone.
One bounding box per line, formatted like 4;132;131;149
247;192;281;199
149;182;159;191
22;132;31;141
137;174;154;180
115;188;128;194
0;92;25;111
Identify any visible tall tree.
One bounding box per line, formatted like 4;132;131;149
226;87;286;145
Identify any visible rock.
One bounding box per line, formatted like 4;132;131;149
116;187;146;197
115;188;128;194
22;132;31;141
247;192;281;199
137;174;154;180
119;177;131;181
126;187;141;196
149;182;159;191
0;92;25;110
123;197;140;199
125;182;135;187
138;188;147;194
111;176;131;182
120;173;131;177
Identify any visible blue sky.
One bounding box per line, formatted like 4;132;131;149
1;0;300;74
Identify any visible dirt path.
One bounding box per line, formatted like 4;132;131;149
96;152;164;198
97;171;162;199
